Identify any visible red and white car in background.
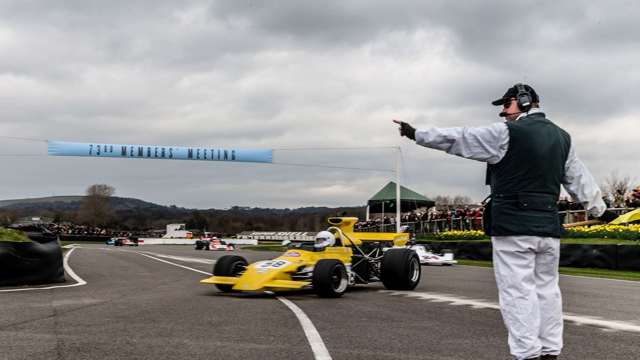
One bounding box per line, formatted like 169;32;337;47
195;233;234;251
108;237;140;246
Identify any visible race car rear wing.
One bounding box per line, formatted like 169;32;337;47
327;217;409;247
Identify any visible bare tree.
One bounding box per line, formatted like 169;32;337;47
602;172;633;208
78;184;115;227
434;195;451;206
433;195;473;206
452;195;473;206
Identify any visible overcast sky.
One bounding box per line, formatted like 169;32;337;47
1;1;638;209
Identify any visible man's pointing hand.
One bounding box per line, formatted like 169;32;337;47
393;119;416;140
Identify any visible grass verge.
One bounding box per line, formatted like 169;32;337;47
457;260;640;281
457;259;493;268
418;238;639;245
417;239;491;243
0;228;31;242
560;238;639;245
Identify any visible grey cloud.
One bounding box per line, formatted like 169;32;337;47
207;1;640;121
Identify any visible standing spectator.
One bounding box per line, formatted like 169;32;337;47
464;207;473;230
625;186;640;208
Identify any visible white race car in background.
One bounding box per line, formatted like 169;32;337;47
409;245;457;266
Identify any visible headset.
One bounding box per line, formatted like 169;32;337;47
498;83;535;118
514;83;532;111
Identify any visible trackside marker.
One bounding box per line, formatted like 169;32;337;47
0;247;87;293
277;297;333;360
381;290;640;333
135;252;333;360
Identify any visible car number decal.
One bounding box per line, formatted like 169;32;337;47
256;260;290;272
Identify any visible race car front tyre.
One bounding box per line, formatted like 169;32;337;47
381;248;421;290
312;259;348;298
212;255;248;292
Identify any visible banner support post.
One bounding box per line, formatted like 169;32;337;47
396;146;401;233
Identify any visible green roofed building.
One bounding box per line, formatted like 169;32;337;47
367;181;434;216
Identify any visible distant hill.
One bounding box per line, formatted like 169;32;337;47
0;196;84;207
0;196;170;212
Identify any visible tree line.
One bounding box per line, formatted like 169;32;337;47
0;184;365;235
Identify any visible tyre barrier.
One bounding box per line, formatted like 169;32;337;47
0;225;65;287
418;241;640;271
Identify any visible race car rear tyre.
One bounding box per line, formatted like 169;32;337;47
212;255;248;292
381;248;421;290
312;259;348;298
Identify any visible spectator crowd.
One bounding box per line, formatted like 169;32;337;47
356;187;640;235
44;223;153;238
355;206;485;234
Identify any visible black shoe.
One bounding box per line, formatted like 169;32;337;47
541;355;558;360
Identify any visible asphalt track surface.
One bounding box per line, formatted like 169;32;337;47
1;244;639;360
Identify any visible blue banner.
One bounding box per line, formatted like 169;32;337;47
48;141;272;164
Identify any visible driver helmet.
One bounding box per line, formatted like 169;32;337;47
314;231;335;249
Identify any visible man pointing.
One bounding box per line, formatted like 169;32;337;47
394;83;617;360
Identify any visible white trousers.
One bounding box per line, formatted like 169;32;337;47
492;236;563;360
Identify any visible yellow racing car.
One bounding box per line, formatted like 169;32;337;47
200;217;421;297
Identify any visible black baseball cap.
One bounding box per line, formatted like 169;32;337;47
491;84;539;106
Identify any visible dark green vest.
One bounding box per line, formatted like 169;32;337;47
485;112;571;237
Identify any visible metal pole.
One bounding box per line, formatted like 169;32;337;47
381;201;384;232
366;205;370;221
396;146;401;233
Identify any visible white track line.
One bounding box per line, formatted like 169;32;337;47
135;252;332;360
381;290;640;333
276;297;333;360
136;252;212;275
0;247;87;293
137;251;216;265
75;246;217;265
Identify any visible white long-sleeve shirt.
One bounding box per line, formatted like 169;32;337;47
414;108;606;217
